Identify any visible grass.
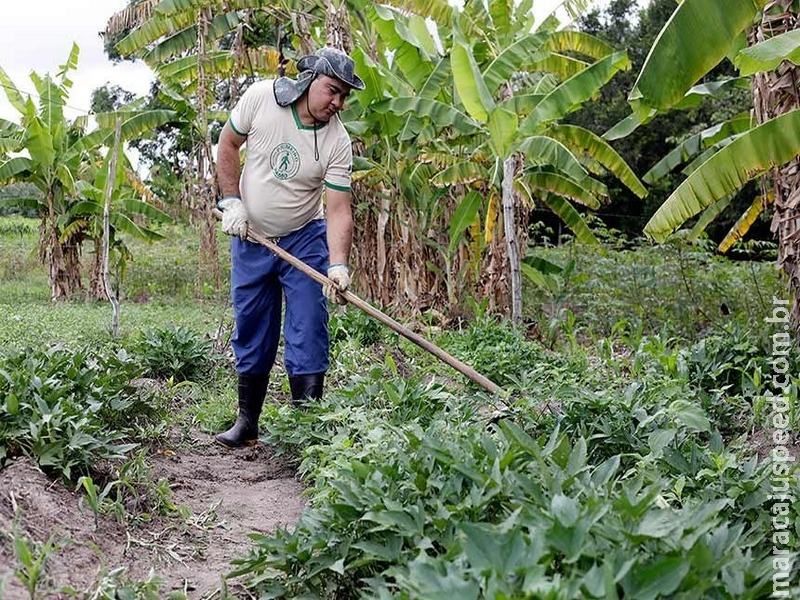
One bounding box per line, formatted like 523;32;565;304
0;219;231;349
0;300;227;348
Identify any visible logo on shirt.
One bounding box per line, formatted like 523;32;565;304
270;143;301;180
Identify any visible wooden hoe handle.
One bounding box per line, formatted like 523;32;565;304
213;209;502;395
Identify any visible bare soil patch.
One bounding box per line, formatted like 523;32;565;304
0;435;304;599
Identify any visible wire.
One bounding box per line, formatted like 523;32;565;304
0;81;93;117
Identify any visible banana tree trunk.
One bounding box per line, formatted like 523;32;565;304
502;155;523;324
44;189;82;301
101;117;123;336
752;1;800;329
89;239;106;300
197;7;221;294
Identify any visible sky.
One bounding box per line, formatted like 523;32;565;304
0;0;615;125
0;1;154;124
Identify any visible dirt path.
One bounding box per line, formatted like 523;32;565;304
0;436;305;599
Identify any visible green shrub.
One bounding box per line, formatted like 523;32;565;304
438;316;544;386
130;325;213;382
525;242;781;342
329;305;386;346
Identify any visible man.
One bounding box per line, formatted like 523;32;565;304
214;47;365;448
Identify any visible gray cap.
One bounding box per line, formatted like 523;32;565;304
274;47;365;107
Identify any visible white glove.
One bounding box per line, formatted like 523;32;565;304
325;264;350;305
218;197;248;240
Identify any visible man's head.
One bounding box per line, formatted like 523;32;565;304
274;47;365;111
305;74;352;122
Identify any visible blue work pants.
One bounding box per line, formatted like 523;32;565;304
230;219;329;376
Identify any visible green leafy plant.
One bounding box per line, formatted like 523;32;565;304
76;476;123;531
229;312;787;599
438;316;544;386
329;306;386;346
131;325;213;382
0;344;150;480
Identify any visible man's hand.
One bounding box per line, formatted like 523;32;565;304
325;264;350;305
218;197;248;240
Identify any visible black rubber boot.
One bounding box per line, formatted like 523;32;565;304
289;372;324;407
215;373;269;448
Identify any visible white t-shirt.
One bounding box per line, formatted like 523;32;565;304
229;80;353;238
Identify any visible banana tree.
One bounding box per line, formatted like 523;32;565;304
623;0;800;326
0;45;118;299
367;2;646;322
71;149;173;300
0;44;179;300
0;45;91;299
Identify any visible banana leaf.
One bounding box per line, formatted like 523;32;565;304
549;124;647;198
482;33;549;93
529;54;590;81
488;107;518;158
371;5;434;91
449;190;483;255
629;0;768;114
520;51;630;134
155;52;233;83
643;113;752;183
433;160;489;186
541;193;602;247
718;195;767;253
544;30;615;60
372;97;480;135
734;28;800;75
452;42;496;123
0;65;28;114
514;135;588;182
644;109;800;242
526;171;601;209
116;11;196;56
687;196;733;241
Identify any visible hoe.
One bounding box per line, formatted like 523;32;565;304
214;209;502;395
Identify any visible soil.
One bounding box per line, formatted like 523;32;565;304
0;434;305;599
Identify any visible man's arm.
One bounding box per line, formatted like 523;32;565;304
325;188;353;266
217;121;247;198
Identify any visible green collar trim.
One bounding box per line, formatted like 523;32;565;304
292;104;327;131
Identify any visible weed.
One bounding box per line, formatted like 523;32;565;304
76;476;123;531
79;566;185;600
12;526;60;599
438;316;544;387
329;305;386;346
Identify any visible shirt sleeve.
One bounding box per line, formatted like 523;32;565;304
324;127;354;192
229;81;269;136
